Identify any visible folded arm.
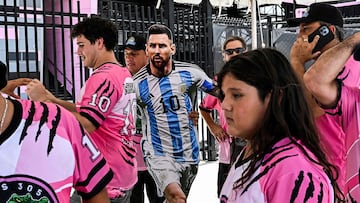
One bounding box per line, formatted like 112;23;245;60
304;32;360;108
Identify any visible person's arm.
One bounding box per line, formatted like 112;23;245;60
26;79;97;133
72;112;97;133
26;79;77;111
188;111;199;126
199;108;227;141
83;188;110;203
1;78;32;99
304;32;360;108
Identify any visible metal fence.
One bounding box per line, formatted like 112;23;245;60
1;0;360;160
0;0;88;100
98;0;219;160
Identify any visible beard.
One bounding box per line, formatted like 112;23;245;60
150;54;170;74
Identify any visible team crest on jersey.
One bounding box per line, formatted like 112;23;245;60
124;82;135;94
179;84;187;94
1;174;59;203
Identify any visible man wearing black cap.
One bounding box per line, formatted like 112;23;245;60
288;2;344;67
288;3;360;201
124;35;165;203
124;35;148;76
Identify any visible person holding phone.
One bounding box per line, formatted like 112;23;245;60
287;3;360;200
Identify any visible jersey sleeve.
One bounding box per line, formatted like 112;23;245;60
66;114;113;199
77;71;122;129
199;94;218;111
187;63;218;97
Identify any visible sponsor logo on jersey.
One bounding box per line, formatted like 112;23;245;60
0;174;58;203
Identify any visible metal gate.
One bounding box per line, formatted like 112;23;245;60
0;0;87;100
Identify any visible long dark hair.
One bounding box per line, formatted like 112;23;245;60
217;48;344;201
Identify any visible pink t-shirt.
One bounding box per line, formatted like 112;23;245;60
323;85;360;200
337;55;360;87
316;115;346;191
133;133;146;171
200;94;231;164
0;99;112;203
76;63;137;198
315;56;360;199
220;137;334;203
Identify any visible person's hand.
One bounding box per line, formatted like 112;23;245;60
290;35;321;66
209;124;228;142
189;111;199;126
1;78;32;99
26;79;55;102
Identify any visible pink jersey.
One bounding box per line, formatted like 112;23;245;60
316;115;346;191
76;63;137;198
0;99;113;203
324;85;360;200
133;133;146;171
200;94;231;164
315;56;360;199
338;55;360;88
220;137;334;203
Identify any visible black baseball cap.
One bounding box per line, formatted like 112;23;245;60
124;35;146;51
0;61;8;90
287;3;343;28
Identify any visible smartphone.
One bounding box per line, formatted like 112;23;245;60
308;25;334;53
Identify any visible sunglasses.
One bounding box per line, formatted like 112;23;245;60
224;47;245;55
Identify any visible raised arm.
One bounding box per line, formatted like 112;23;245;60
1;78;32;99
304;32;360;108
26;79;97;133
26;79;76;111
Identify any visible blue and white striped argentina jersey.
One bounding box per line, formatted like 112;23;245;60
133;60;217;164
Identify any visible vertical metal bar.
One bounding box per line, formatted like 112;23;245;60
165;0;174;30
76;0;86;87
128;4;132;35
267;16;272;48
153;5;158;24
121;3;126;42
33;0;40;80
203;0;216;161
134;5;139;34
175;8;180;61
51;0;58;93
160;7;164;25
60;0;68;99
194;7;200;65
14;0;20;79
69;0;76;102
147;6;151;26
3;0;9;76
186;7;191;62
182;10;186;61
23;0;30;76
204;0;214;76
42;0;48;86
140;5;145;35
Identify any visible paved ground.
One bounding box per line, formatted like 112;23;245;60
145;160;219;203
